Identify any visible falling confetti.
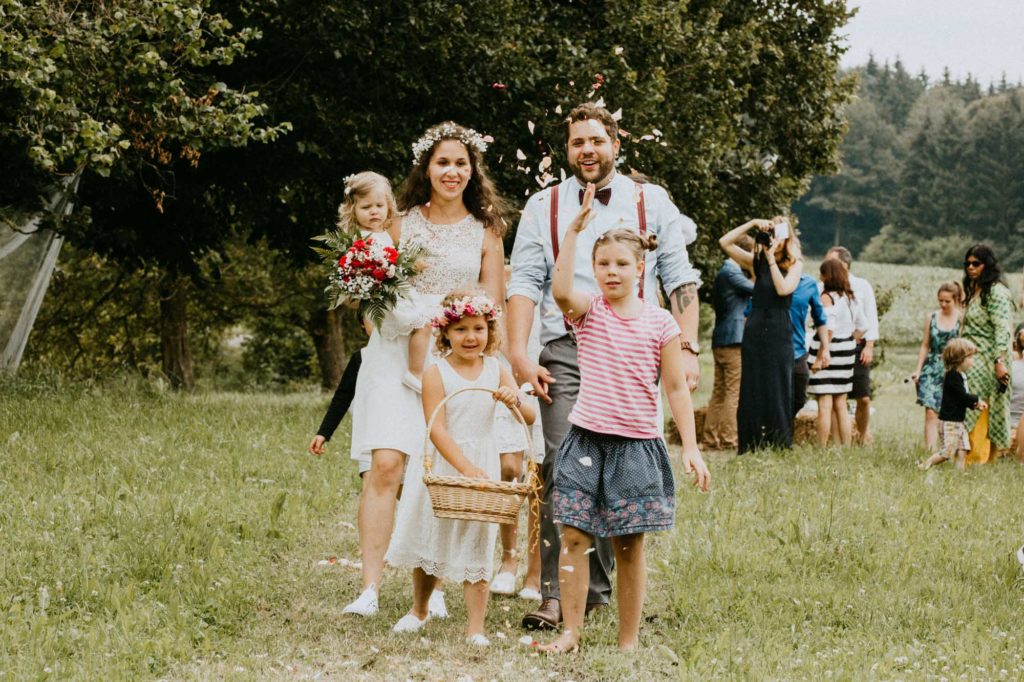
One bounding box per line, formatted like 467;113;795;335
579;456;593;466
539;156;552;171
611;108;623;121
560;565;575;572
528;121;535;135
543;539;551;547
652;128;663;137
584;547;596;555
492;83;507;91
614;46;624;55
516;148;527;161
519;635;536;646
554;104;563;114
594;97;605;108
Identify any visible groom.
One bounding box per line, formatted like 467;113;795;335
507;103;702;629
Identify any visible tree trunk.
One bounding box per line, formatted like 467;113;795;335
309;307;345;391
158;275;195;390
833;214;842;246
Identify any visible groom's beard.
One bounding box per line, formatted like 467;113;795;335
568;154;615;186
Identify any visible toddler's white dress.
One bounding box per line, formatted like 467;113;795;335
385;356;501;583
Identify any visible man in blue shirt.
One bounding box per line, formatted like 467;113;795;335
791;274;831;417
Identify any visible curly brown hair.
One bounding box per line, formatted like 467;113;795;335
433;290;502;356
397;122;509;236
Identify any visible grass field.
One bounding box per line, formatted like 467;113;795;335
3;262;1024;680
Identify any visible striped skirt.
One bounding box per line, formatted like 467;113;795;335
807;335;856;396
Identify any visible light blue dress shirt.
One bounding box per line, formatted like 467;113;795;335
508;172;701;346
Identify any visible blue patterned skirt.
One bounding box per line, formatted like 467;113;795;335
552;425;675;538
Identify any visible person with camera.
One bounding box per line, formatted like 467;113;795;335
719;216;803;454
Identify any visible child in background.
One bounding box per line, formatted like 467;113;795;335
491;265;545;601
385;291;534;646
919;338;987;470
911;282;962;450
540;185;709;654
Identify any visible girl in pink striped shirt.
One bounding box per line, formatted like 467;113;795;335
538;183;709;654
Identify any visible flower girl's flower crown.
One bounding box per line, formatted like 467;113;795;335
411;122;491;165
430;294;501;329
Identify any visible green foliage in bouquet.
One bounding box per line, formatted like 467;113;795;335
312;230;425;329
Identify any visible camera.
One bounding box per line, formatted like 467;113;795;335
754;230;772;246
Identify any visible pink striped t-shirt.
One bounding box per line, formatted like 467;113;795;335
568;295;681;439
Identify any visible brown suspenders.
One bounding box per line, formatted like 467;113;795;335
548;182;648;298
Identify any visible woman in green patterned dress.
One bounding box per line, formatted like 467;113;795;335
960;245;1014;464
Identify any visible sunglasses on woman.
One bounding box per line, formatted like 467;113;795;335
964;259;983;268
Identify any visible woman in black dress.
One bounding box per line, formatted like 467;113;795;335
719;217;804;453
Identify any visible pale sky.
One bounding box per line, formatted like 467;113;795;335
840;0;1024;86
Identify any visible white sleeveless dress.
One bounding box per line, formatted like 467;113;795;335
349;208;485;466
385;357;501;583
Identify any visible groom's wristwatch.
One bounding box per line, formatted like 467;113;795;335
680;340;700;356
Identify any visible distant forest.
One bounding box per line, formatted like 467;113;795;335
795;57;1024;268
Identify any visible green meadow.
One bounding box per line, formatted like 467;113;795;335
3;262;1024;680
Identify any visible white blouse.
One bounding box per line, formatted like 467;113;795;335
822;291;868;339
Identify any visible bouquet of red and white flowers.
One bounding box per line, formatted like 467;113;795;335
314;230;426;327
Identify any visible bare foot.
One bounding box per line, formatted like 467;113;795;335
537;631;580;655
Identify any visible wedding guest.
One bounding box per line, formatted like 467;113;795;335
704;237;754;450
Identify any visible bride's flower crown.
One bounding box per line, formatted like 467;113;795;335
430;294;501;329
411;122;491;165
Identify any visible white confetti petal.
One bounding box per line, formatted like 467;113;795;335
528;121;535;135
652;128;663;137
519;635;535;646
579;456;593;466
560;565;575;572
611;108;623;121
594;97;605;108
614;46;624;55
539;155;552;171
584;547;596;555
516;148;527;161
555;104;563;114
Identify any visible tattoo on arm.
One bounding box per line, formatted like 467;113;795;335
670;283;698;313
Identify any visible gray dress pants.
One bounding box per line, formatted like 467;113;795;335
537;335;614;605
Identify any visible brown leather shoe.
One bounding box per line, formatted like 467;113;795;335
521;597;561;630
585;602;607;617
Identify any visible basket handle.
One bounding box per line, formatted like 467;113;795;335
423;386;536;481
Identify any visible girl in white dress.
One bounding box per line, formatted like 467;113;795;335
386;291;534;646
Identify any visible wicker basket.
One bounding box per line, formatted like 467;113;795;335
422;386;539;525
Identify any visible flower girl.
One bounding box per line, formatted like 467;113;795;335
385;291;535;645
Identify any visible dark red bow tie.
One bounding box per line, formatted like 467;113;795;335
579;186;612;206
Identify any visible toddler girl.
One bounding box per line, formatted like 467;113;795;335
308;172;397;466
919;338;987;470
539;185;710;654
385;291;535;646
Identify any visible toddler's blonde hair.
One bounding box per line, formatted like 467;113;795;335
337;171;397;234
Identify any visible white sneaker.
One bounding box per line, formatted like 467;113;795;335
392;613;430;633
1016;544;1024;568
518;586;542;601
466;633;491;647
428;590;448;619
401;371;422;394
490;571;517;595
342;586;378;616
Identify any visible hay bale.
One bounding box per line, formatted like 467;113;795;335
667;406;817;448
